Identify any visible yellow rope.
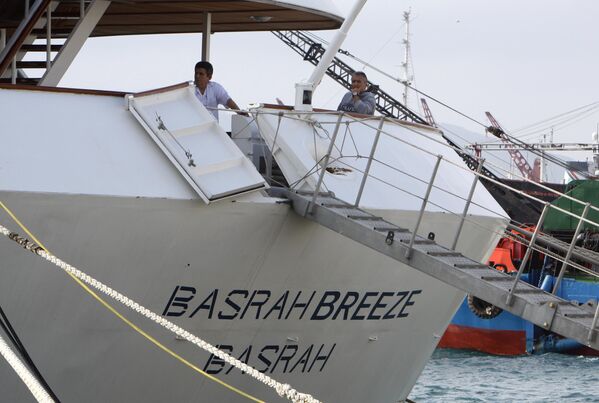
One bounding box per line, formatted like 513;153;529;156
0;200;264;403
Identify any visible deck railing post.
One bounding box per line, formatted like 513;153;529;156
11;57;16;84
354;117;385;207
80;0;85;18
552;202;590;295
589;303;599;344
308;113;343;215
451;159;484;250
506;203;550;306
406;155;442;259
46;5;52;69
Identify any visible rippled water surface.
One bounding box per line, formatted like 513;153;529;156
410;350;599;402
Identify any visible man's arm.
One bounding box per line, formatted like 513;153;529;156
226;98;240;111
226;98;248;116
355;92;375;115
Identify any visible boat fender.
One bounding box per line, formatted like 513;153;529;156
467;294;502;319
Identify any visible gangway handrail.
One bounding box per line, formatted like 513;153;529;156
249;108;599;291
248;108;599;236
280;189;599;351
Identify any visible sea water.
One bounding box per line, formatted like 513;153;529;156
410;350;599;402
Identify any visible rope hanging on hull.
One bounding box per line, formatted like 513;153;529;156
0;332;54;403
0;204;320;403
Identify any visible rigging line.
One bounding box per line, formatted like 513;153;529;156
0;201;265;403
501;133;589;176
435;131;516;173
0;220;320;403
302;31;487;128
511;100;599;135
0;306;60;402
471;117;590;177
515;104;599;140
516;107;599;141
343;114;598;216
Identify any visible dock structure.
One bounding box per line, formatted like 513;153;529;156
283;189;599;351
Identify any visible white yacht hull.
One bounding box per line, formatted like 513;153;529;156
0;86;507;402
0;191;501;402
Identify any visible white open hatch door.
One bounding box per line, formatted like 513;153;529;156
127;82;268;203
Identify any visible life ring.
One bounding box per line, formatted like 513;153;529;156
467;294;502;319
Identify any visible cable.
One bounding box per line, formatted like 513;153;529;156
299;30;598;180
0;306;60;402
0;201;266;403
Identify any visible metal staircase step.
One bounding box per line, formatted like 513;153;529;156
295;190;333;196
321;203;355;209
481;276;513;281
16;61;48;69
283;189;599;352
407;239;435;245
0;77;40;85
427;251;461;257
347;215;384;221
513;288;545;294
565;313;595;319
31;28;72;38
21;44;63;52
454;263;488;269
374;226;409;233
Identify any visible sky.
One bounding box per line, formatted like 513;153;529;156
59;0;599;164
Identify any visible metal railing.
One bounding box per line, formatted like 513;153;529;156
244;108;599;342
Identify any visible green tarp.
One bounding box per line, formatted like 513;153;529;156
544;180;599;231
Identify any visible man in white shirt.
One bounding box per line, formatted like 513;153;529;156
194;61;243;122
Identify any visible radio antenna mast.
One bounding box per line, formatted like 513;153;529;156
401;9;413;107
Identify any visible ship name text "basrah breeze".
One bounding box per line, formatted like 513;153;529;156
162;287;422;320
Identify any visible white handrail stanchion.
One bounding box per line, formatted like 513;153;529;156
451;159;484;250
309;113;343;215
552;203;591;294
589;304;599;344
46;6;52;70
406;155;442;259
506;204;550;306
354;117;385;207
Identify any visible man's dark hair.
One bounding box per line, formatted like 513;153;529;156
195;61;213;76
353;71;368;82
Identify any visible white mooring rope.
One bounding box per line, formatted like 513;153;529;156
0;224;320;403
0;332;54;403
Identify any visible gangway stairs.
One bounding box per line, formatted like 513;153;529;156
0;0;108;86
282;189;599;351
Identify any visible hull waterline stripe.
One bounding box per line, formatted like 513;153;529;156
0;201;319;403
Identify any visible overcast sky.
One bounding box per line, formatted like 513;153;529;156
60;0;599;157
